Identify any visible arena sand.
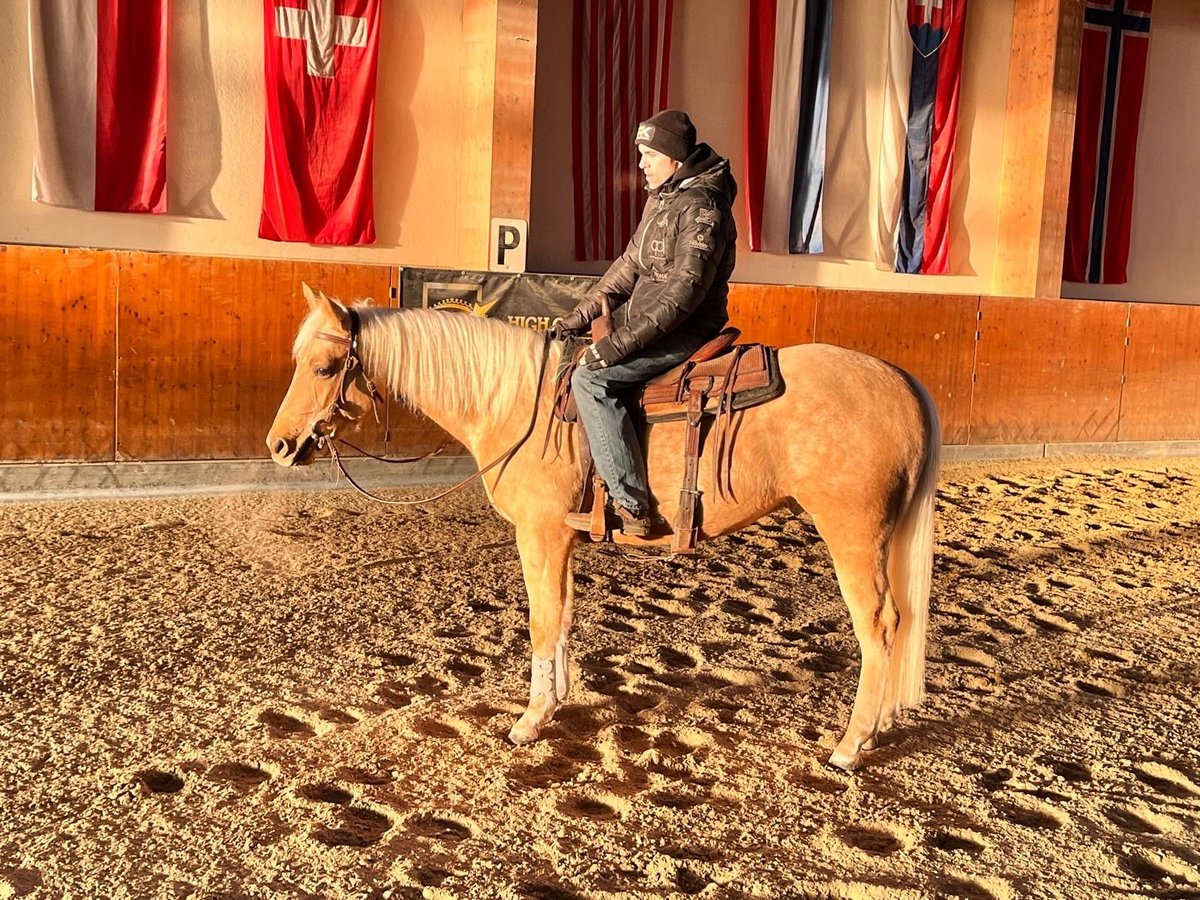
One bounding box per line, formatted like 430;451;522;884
1;457;1198;899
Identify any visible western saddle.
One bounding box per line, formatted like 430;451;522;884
552;311;785;554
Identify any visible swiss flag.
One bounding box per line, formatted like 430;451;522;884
259;0;380;245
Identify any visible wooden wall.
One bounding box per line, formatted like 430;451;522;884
727;283;1200;448
2;244;1198;463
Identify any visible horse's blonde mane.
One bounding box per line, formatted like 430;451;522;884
355;307;544;425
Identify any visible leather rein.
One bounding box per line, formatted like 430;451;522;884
307;309;552;506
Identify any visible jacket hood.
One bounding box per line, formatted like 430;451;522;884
656;143;738;205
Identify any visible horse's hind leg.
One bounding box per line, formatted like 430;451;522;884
821;536;898;772
508;524;575;745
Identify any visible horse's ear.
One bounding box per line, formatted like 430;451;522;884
301;282;320;309
301;282;350;330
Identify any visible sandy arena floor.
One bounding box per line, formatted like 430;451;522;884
1;457;1199;899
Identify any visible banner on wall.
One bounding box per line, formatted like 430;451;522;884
1063;0;1154;285
259;0;381;245
28;0;168;213
400;269;599;331
744;0;833;255
875;0;968;274
572;0;674;262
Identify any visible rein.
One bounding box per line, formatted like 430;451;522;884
310;313;553;507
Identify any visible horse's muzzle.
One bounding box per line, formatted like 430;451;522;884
267;433;315;467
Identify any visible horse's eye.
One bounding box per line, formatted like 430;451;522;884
314;364;338;379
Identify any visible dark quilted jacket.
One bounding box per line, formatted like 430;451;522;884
562;143;738;363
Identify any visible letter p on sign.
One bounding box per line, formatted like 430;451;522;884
490;218;527;273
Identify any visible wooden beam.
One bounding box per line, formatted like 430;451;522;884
458;0;538;270
992;0;1084;298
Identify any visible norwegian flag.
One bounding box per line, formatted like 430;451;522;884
1063;0;1154;284
571;0;674;262
259;0;381;245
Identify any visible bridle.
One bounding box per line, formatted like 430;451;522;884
304;309;553;506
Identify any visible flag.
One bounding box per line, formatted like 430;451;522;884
876;0;967;274
28;0;168;213
260;0;380;245
1063;0;1153;284
572;0;674;262
744;0;832;254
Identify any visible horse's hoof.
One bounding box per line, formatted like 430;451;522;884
508;721;540;745
827;748;861;773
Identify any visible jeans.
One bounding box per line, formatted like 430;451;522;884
570;332;708;515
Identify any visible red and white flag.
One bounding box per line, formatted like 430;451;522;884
28;0;168;213
260;0;380;245
572;0;674;261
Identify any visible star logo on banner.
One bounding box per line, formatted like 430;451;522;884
275;1;368;78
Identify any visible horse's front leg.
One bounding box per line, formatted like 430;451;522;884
508;524;575;745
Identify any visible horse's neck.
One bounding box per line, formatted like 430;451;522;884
360;310;545;456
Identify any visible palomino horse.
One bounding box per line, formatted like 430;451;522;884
267;285;941;771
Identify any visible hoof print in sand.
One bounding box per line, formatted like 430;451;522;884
838;823;909;856
258;710;316;740
298;782;354;805
136;769;185;795
207;762;272;790
312;806;393;848
407;812;475;844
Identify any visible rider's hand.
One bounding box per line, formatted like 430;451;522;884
583;338;622;370
547;322;581;342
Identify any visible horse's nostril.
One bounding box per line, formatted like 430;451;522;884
269;436;293;458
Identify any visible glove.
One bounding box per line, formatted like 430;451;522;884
583;338;623;370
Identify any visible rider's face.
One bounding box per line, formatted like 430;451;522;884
638;146;681;191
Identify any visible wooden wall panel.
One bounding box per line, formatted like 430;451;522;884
0;246;117;461
727;284;816;347
116;254;393;460
1118;303;1200;442
814;290;978;446
972;296;1128;444
991;0;1083;297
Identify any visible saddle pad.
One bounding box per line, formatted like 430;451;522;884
641;344;784;422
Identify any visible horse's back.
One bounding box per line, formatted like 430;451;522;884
754;343;934;504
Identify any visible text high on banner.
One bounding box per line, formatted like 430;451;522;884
1063;0;1153;285
260;0;381;245
744;0;832;255
572;0;674;262
28;0;168;213
876;0;967;274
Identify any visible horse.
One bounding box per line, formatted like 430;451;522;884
266;284;941;771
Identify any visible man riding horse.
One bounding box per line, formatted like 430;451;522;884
553;109;739;538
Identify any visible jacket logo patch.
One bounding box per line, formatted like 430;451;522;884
649;237;667;258
695;208;719;226
690;236;713;251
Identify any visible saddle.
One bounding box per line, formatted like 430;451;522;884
552;316;785;554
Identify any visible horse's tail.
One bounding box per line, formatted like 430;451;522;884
887;377;941;713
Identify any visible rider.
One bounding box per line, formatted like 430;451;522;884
552;109;738;537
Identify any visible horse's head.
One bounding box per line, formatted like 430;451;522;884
267;284;381;467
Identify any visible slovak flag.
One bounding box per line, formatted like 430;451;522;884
876;0;968;274
28;0;168;213
260;0;381;245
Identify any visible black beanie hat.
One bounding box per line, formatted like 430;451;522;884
634;109;697;162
